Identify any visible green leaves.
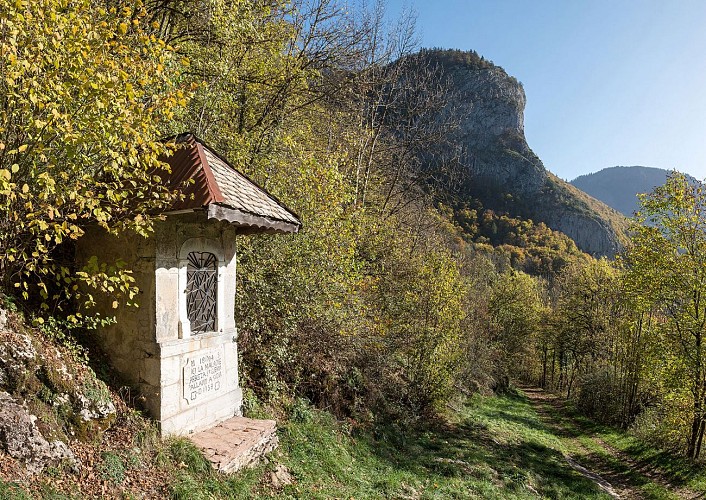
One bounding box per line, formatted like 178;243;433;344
489;271;545;374
0;0;187;320
624;172;706;458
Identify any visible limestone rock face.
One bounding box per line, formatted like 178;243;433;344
419;50;627;256
0;391;77;474
0;307;117;446
542;204;624;257
448;65;547;194
0;331;36;389
75;393;116;423
451;66;527;143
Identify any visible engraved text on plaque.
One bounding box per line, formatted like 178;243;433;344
183;347;224;404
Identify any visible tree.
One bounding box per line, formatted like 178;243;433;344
0;0;186;318
488;271;544;390
551;259;620;397
624;172;706;459
369;223;468;414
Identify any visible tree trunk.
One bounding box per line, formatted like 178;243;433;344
695;417;706;459
688;414;702;459
567;365;576;399
541;346;548;388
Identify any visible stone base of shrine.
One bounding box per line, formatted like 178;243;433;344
190;416;278;473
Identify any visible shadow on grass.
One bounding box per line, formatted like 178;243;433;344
480;409;551;434
269;390;706;498
566;406;706;490
357;396;608;498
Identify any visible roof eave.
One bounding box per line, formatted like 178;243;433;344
195;137;302;226
207;204;300;234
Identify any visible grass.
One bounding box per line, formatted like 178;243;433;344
563;405;706;496
15;388;704;498
166;390;609;499
0;481;31;500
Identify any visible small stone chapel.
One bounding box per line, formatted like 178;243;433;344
76;133;300;453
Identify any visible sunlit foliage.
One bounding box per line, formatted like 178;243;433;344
0;0;186;320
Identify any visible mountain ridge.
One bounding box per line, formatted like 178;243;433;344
570;166;691;217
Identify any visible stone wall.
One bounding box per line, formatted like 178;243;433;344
75;227;159;412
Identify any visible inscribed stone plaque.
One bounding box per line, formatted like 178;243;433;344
183;346;224;404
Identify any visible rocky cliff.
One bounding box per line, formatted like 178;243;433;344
414;49;628;256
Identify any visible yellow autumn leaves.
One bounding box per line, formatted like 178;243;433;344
0;0;187;317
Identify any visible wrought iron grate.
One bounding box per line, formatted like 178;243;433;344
186;251;218;333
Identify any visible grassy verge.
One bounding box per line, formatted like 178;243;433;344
5;384;703;498
167;391;608;499
4;390;623;499
566;406;706;496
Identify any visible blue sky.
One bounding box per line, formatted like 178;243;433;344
385;0;706;180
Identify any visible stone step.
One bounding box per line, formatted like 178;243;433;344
189;416;278;473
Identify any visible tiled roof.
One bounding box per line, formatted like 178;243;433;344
203;148;300;226
162;133;301;234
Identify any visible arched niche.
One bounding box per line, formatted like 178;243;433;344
178;237;226;338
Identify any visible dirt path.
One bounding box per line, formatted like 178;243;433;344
521;386;702;500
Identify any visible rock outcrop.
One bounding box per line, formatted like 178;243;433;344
445;62;547;195
0;391;77;474
0;305;117;471
0;331;35;389
413;49;628;256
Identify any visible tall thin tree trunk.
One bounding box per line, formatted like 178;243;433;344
688;414;702;459
694;417;706;459
541;346;548;389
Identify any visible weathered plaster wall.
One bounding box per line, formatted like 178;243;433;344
75;227;159;414
154;213;241;435
77;212;242;435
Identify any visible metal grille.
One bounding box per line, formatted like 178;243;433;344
186;251;218;333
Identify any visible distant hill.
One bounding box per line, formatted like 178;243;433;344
570;166;689;217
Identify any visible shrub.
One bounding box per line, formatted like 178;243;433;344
0;0;186;320
574;369;623;425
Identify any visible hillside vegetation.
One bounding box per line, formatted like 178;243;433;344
2;309;703;498
407;49;629;257
2;307;702;498
1;0;706;496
